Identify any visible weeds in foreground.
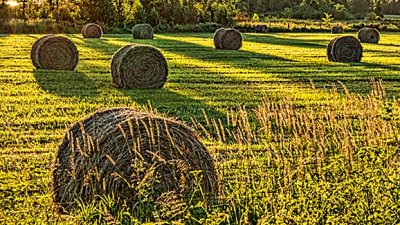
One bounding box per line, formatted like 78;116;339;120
74;80;400;224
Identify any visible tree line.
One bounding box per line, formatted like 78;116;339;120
0;0;399;26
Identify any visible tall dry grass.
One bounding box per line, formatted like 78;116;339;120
192;79;400;224
74;79;400;224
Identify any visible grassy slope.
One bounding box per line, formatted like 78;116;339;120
0;33;399;223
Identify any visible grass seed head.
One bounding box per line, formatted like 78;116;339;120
53;107;219;213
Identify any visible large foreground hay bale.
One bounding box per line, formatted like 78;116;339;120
111;44;168;89
53;107;219;213
213;28;242;50
81;23;103;38
132;24;154;39
358;27;380;44
327;36;363;62
331;25;344;34
31;35;79;71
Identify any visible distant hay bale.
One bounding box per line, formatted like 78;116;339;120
111;44;168;89
31;35;79;71
132;24;154;39
327;36;363;62
255;25;268;33
81;23;103;38
53;107;219;213
331;25;344;34
213;28;242;50
357;27;380;44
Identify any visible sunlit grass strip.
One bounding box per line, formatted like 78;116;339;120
0;33;400;223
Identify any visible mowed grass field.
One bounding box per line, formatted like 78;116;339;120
0;33;400;223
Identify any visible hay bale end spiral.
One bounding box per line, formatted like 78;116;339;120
327;36;363;63
81;23;103;38
111;44;168;89
53;107;219;213
213;28;242;50
357;27;380;44
31;35;79;71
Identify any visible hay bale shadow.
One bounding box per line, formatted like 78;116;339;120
243;33;327;49
120;88;226;123
353;62;400;72
73;35;228;122
34;69;99;98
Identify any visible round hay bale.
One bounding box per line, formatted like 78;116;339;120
357;27;380;44
81;23;103;38
31;35;79;71
331;25;344;34
327;36;363;62
53;107;219;213
111;44;168;89
255;25;268;33
132;24;154;39
213;28;242;50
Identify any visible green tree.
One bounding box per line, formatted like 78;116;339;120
81;0;116;25
374;0;384;17
321;12;334;26
348;0;372;18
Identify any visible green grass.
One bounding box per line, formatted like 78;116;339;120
0;33;400;223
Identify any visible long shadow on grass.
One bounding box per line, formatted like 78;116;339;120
30;35;104;98
366;49;397;54
75;34;314;122
78;34;295;70
243;33;328;49
119;88;226;122
66;34;400;117
157;34;400;90
353;62;400;72
34;69;100;98
379;43;400;47
154;35;331;84
156;34;400;98
265;60;400;82
153;35;295;75
237;34;400;78
73;38;227;122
